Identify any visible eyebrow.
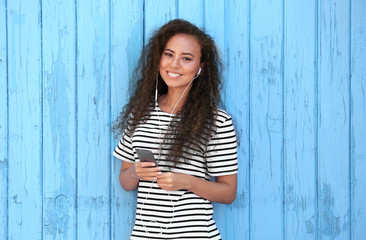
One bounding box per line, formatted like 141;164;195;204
165;48;195;58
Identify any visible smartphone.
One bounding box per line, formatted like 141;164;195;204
135;148;157;165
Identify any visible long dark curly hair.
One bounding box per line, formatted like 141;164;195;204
113;19;223;165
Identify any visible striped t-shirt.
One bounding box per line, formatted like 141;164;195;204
113;104;238;240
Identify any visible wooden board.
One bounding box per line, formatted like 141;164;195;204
41;0;76;239
350;0;366;239
317;0;350;239
0;0;8;238
76;0;111;238
7;0;43;238
284;0;317;239
250;0;284;238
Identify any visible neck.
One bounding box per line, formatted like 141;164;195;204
160;87;191;114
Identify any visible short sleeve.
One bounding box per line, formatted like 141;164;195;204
205;113;238;177
113;129;135;163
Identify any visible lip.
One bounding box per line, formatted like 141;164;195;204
167;71;182;78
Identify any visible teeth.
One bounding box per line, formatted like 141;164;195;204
168;72;181;77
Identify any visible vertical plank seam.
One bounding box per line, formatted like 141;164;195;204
142;0;145;46
5;0;9;238
348;0;352;239
281;0;285;239
74;0;79;239
39;0;44;237
176;0;179;18
202;0;205;27
248;0;252;239
314;0;319;238
108;0;113;239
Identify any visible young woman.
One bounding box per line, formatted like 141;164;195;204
113;19;238;240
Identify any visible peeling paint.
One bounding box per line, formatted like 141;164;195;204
44;194;71;237
320;184;341;237
305;218;315;234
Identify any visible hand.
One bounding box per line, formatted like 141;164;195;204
134;162;161;181
156;172;190;191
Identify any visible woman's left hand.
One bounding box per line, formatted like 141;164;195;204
156;172;190;191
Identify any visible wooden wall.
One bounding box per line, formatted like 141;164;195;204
1;0;365;239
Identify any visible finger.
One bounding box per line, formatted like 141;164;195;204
136;167;161;175
156;172;169;179
136;169;162;180
139;162;157;168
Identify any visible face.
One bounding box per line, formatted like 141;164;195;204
159;34;202;92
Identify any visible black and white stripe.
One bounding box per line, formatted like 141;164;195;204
113;105;238;239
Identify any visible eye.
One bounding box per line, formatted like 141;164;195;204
163;52;173;57
182;57;192;62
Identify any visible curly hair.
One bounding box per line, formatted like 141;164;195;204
113;19;223;165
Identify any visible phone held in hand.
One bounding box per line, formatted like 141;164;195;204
136;148;157;165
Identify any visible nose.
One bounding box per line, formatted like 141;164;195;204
171;57;180;68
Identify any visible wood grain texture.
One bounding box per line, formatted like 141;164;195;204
284;0;317;239
76;0;111;239
144;0;177;41
224;0;250;239
42;0;76;239
318;0;351;239
7;0;43;239
0;0;7;238
1;1;366;239
250;0;284;239
350;0;366;239
178;0;204;28
110;0;143;238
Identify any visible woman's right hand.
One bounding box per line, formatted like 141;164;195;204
133;162;162;181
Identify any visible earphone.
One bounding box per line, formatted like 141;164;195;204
196;67;202;77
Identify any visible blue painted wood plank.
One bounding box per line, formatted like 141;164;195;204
110;0;143;238
76;0;111;239
250;0;284;239
203;1;227;235
204;0;225;56
317;0;351;239
224;0;250;239
350;1;366;239
144;0;177;41
41;0;76;239
283;1;317;239
177;0;204;28
7;0;43;239
0;0;8;238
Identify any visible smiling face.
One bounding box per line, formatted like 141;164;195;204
159;34;203;93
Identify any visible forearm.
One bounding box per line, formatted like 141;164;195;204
119;163;139;191
186;174;237;204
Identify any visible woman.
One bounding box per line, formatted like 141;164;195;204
113;19;238;239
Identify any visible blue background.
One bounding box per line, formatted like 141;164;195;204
1;0;365;239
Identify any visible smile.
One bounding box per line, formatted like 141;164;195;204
167;71;182;78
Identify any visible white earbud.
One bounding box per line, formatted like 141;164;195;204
197;68;202;76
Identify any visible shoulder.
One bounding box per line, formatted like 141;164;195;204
213;107;233;126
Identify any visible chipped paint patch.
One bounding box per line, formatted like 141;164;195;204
320;184;341;237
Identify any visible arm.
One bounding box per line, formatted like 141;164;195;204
156;173;237;204
119;160;161;191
